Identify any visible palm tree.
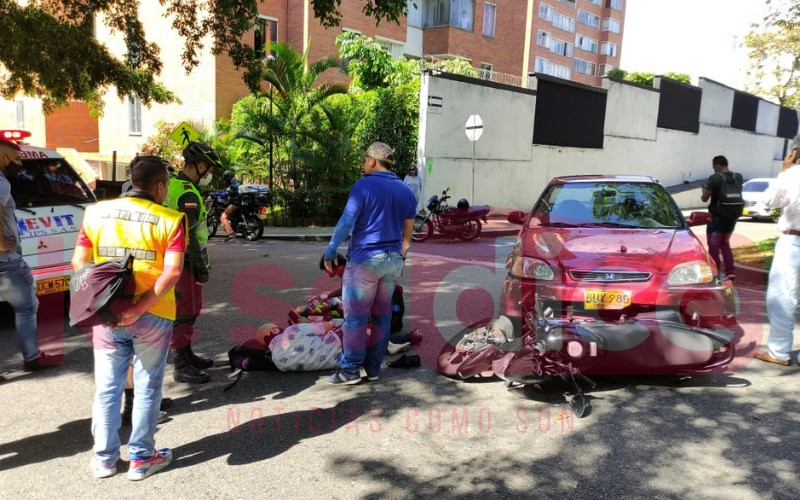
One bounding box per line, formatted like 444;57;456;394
236;41;348;187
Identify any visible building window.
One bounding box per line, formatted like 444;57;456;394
575;34;598;53
377;37;405;59
577;10;600;29
539;3;553;21
573;58;596;76
479;62;493;80
422;0;474;30
599;63;613;76
607;0;623;11
537;29;551;48
586;0;601;5
482;3;496;37
600;41;617;57
535;57;571;79
551;12;575;32
254;16;278;58
551;37;573;57
602;17;621;33
15;100;24;129
407;0;423;27
556;0;576;6
128;95;142;135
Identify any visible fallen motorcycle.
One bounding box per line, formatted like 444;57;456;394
437;298;736;417
412;187;490;242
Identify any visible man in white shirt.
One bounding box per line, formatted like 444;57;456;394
755;146;800;366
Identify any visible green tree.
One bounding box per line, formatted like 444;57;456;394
607;69;691;86
0;0;408;111
236;41;348;185
743;9;800;108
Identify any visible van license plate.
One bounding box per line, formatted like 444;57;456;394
584;290;632;310
36;276;71;296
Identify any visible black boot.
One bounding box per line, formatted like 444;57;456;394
186;344;214;369
171;347;210;384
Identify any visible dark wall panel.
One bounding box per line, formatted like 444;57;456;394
777;106;799;139
656;79;701;133
730;92;759;132
533;77;606;149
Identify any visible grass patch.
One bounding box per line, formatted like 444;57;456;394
732;237;777;270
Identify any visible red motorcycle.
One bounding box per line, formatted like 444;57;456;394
412;187;490;242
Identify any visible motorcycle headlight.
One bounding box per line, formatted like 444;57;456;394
508;255;555;281
667;261;714;285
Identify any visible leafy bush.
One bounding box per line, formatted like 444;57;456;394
270;187;351;226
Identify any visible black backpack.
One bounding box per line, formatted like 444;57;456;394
715;172;744;220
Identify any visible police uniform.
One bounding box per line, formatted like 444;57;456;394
163;172;213;382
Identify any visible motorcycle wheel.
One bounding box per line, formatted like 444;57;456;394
459;220;482;241
242;214;264;241
207;216;219;238
412;216;433;242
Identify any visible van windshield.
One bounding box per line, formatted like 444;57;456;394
9;158;93;207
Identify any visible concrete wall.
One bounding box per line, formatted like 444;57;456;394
698;78;734;128
756;100;780;136
418;73;788;210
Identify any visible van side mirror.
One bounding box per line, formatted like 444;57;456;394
507;210;526;225
687;211;710;227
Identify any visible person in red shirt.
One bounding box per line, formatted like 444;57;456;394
72;156;186;481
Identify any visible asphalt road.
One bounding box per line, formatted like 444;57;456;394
1;233;799;499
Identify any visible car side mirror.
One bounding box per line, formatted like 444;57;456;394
687;211;710;227
507;210;526;225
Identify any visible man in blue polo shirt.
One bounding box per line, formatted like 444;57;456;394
322;142;417;385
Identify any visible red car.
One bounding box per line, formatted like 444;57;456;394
438;176;737;382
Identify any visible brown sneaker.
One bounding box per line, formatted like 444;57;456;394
754;351;791;366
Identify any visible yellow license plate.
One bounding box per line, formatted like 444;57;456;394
36;276;71;296
742;209;749;215
584;290;632;310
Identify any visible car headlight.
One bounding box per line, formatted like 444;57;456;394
667;261;714;285
508;255;555;280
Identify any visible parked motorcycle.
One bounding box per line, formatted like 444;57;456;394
412;187;490;242
205;189;266;241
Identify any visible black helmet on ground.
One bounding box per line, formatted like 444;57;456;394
457;198;469;209
183;142;223;170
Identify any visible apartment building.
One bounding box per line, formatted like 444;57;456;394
2;0;625;162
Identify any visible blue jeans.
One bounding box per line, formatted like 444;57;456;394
765;234;800;361
0;258;39;361
707;216;737;276
91;313;172;465
340;251;404;377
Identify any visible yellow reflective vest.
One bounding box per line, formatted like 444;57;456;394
81;196;187;320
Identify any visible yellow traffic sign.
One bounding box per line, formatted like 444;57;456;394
170;122;200;147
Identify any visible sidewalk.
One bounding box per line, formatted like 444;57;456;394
260;207;521;242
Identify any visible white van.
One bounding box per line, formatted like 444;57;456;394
3;132;96;298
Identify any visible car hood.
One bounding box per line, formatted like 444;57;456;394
522;227;709;274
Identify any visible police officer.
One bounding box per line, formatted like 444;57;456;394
163;142;221;383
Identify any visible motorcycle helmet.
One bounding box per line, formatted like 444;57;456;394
426;195;439;211
183;141;224;169
222;170;235;184
457;198;470;209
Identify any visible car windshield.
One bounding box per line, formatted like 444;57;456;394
531;181;684;229
743;181;770;193
9;158;93;208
